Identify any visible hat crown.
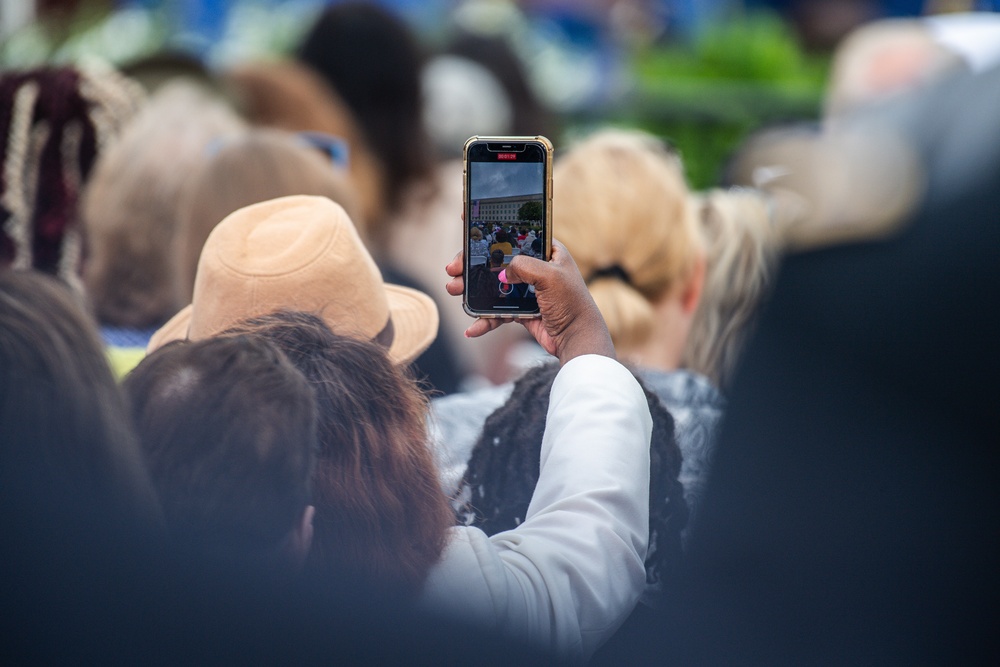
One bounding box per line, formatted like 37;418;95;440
218;198;339;276
149;195;439;365
190;195;388;341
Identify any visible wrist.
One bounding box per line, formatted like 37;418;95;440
558;330;616;365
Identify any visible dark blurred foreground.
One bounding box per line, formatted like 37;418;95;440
599;63;1000;665
1;455;558;664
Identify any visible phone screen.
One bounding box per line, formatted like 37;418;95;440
464;138;551;317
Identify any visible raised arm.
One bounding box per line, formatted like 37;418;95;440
427;241;652;661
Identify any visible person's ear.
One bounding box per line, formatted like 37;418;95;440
681;252;706;315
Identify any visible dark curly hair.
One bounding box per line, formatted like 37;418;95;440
458;363;688;592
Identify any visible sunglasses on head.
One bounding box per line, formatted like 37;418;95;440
296;132;350;169
204;132;350;169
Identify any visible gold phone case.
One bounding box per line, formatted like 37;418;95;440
462;135;553;319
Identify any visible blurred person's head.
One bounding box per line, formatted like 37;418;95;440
0;65;143;286
221;310;453;593
422;55;513;158
298;2;432;220
224;60;386;230
554;129;705;370
490;248;505;268
149;195;438;367
681;189;780;390
825;19;964;121
469;226;483;241
459;362;687;591
124;335;317;571
0;269;159;526
82;81;244;330
176;129;358;304
443;31;555;140
723;120;921;252
826;14;1000;123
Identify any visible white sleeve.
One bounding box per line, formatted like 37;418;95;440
421;355;652;662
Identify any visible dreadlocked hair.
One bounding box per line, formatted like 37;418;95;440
459;362;689;593
0;64;143;285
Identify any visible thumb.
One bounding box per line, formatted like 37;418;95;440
501;254;548;286
502;240;575;287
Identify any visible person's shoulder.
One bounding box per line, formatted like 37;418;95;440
637;368;726;411
429;383;516;496
431;382;514;415
105;345;147;379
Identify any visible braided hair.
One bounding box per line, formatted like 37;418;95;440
459;363;689;593
0;65;142;284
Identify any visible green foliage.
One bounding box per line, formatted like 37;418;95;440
636;12;828;85
518;200;544;222
611;11;829;189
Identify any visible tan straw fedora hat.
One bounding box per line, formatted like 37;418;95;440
148;195;437;365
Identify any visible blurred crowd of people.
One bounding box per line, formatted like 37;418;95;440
2;1;999;663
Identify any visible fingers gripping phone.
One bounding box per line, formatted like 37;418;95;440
463;136;553;318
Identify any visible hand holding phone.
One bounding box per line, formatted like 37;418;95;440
462;136;553;318
446;241;615;365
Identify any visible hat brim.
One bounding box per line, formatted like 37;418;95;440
382;283;439;366
147;305;193;354
147;283;438;367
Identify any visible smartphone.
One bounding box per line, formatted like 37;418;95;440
463;135;553;318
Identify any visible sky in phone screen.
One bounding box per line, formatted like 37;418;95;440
470;162;544;199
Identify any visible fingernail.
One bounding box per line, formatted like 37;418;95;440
498;269;507;283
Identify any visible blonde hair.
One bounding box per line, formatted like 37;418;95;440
681;188;779;389
82;82;244;328
174;129;359;304
555;129;700;351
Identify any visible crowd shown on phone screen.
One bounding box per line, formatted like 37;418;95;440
2;3;999;664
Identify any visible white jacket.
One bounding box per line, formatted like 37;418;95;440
420;355;651;662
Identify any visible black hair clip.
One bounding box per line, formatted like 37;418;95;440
589;264;632;285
